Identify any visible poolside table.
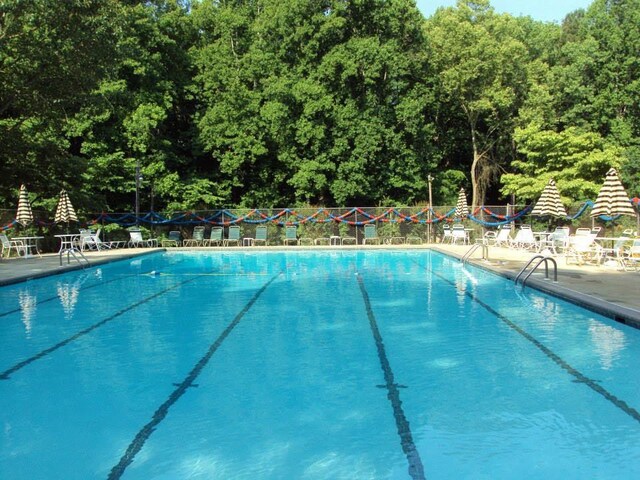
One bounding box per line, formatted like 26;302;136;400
534;231;552;251
54;234;80;254
13;236;44;258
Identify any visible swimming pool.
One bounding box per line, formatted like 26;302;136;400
1;250;639;479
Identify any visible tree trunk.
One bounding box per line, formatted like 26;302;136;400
470;125;480;209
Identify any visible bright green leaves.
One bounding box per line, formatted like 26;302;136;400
502;126;624;201
191;0;435;207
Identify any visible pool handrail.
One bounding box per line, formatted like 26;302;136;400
515;255;557;288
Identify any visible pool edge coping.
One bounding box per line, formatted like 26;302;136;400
432;246;640;330
0;249;163;287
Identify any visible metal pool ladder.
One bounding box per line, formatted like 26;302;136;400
514;255;557;288
59;247;90;267
461;243;489;264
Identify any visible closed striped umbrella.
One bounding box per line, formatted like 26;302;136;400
455;188;469;219
531;179;567;218
16;184;34;226
590;168;636;218
54;189;78;224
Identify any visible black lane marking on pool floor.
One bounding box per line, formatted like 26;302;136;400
416;261;640;426
107;271;282;480
0;275;127;319
0;257;193;319
357;275;426;480
0;276;202;380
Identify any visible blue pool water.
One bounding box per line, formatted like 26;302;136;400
0;250;639;479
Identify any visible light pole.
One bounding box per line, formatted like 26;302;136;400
135;158;141;226
427;174;433;243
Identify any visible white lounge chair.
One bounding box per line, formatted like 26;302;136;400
493;227;512;247
93;229;125;249
128;229;158;248
565;234;601;265
509;225;537;250
79;229;100;251
441;225;453;244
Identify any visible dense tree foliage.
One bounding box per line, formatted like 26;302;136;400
1;0;638;216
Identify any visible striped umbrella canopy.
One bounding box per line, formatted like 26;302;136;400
590;168;636;218
16;184;34;226
531;179;567;218
54;189;78;224
455;188;469;219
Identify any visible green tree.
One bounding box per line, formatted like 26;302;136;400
192;0;438;207
0;0;120;207
425;0;529;208
72;0;198;212
501;126;624;202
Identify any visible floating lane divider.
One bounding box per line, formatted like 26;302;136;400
356;275;426;480
107;271;282;480
414;260;640;426
0;275;203;381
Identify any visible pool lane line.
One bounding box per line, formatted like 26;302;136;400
0;276;202;381
107;271;282;480
356;275;426;480
416;261;640;426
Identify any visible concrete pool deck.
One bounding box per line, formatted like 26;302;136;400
1;244;638;328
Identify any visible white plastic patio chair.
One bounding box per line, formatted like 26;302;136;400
451;224;468;244
0;234;26;258
128;229;158;248
441;224;453;243
79;229;100;251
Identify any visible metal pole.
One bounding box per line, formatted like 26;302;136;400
135;158;140;226
427;174;433;243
